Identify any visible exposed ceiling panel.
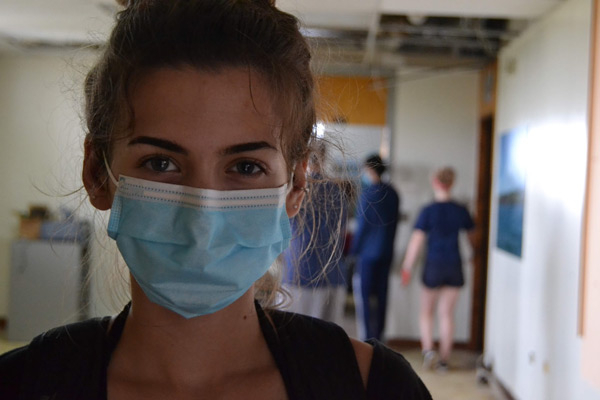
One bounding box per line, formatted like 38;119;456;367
380;0;563;18
277;0;381;15
303;15;528;78
277;0;563;18
295;13;373;31
278;0;561;76
0;0;564;77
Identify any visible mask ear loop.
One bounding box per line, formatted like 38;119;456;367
286;172;295;195
285;161;297;196
103;153;119;187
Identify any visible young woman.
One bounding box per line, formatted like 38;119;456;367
401;167;475;372
0;1;431;398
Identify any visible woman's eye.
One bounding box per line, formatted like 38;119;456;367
234;161;263;176
144;157;178;172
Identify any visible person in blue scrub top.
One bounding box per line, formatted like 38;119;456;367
282;145;349;325
350;154;400;341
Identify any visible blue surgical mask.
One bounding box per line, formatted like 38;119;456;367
361;172;373;187
106;174;292;318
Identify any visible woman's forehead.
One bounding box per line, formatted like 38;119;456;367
127;66;283;149
132;66;277;112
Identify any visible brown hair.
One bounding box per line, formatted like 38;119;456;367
84;0;315;173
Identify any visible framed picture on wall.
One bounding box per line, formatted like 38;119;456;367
496;127;528;258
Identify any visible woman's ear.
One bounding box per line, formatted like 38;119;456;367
82;140;113;211
286;159;309;218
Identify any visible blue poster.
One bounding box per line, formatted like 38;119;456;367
496;128;527;257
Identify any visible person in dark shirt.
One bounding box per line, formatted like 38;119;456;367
402;167;474;372
351;154;400;341
0;1;431;399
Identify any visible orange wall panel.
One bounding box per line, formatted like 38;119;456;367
317;76;388;126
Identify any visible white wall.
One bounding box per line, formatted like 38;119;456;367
0;53;83;317
0;51;122;320
385;71;479;341
483;0;598;399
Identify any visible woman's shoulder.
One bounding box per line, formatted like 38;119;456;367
265;309;431;398
29;316;110;355
0;316;109;365
364;339;433;399
0;316;112;398
264;310;366;396
0;345;29;398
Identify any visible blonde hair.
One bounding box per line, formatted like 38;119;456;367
434;167;456;189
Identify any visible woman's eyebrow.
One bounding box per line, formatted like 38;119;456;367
222;141;277;155
128;136;187;154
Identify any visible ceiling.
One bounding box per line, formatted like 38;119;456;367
0;0;564;77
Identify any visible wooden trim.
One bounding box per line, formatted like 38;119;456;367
492;375;517;400
469;114;494;351
479;62;498;118
580;0;599;337
467;61;498;351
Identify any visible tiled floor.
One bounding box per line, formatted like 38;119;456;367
340;303;498;399
391;347;498;400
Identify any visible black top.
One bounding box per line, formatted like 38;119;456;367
0;302;431;399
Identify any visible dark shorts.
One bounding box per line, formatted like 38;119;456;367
421;264;464;289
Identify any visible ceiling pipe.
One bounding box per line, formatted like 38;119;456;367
362;0;383;66
379;22;519;39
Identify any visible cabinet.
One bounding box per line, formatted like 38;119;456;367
8;240;88;341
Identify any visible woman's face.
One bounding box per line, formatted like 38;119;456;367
112;66;289;189
86;66;307;215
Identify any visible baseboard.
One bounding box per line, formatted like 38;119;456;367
474;359;516;400
489;374;516;400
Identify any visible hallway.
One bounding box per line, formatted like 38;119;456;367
338;304;500;400
394;347;500;400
